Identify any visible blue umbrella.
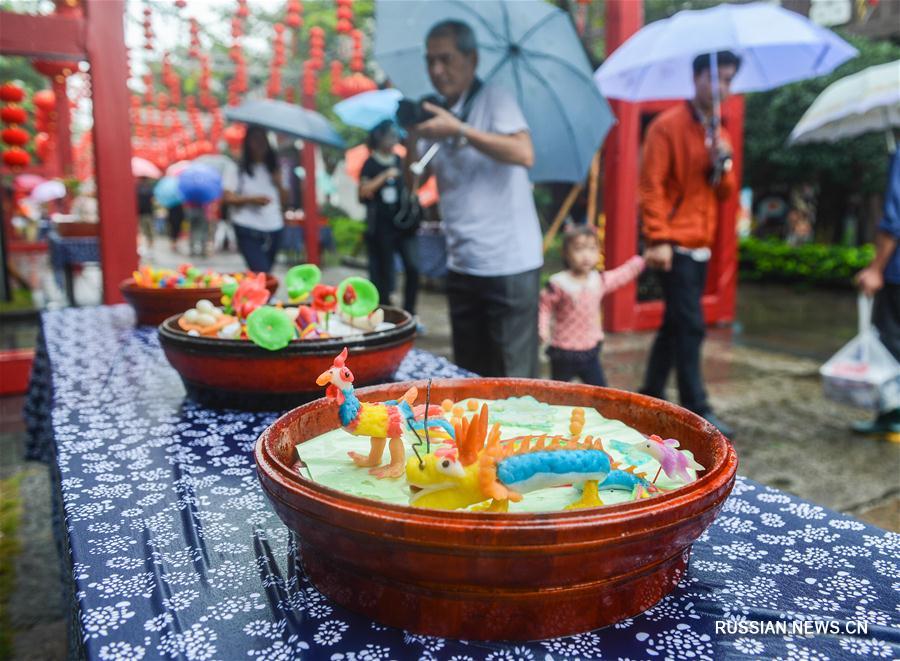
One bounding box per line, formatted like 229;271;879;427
153;176;183;209
224;98;346;149
177;164;222;205
334;89;403;130
374;0;614;183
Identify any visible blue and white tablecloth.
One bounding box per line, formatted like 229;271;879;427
25;306;900;661
47;231;100;289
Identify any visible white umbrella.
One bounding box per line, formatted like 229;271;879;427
29;180;67;203
194;153;238;181
594;2;858;101
131;156;162;179
790;59;900;148
165;160;192;177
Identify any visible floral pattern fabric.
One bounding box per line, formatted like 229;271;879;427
25;306;900;660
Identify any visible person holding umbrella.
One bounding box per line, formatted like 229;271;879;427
222;126;287;273
638;52;741;437
853;149;900;435
405;19;542;378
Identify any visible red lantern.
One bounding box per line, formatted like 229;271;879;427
32;60;78;81
35;131;52;161
2;147;31;168
0;83;25;103
1;106;26;124
34;89;56;112
336;19;352;34
2;126;29;146
337;73;377;99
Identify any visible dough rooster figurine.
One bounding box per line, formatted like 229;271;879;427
316;348;454;478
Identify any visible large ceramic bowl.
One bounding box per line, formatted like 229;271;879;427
255;379;737;641
158;306;415;410
120;274;279;326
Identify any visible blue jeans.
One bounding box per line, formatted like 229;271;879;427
234;225;283;273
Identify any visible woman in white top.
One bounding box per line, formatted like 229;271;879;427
222;126;286;273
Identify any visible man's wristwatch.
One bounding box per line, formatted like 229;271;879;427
457;122;470;147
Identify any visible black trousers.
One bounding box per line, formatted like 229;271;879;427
548;343;607;386
366;227;419;315
641;253;710;414
447;268;540;378
874;283;900;362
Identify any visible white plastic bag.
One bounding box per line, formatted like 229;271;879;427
821;294;900;410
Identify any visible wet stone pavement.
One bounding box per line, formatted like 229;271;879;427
1;239;897;659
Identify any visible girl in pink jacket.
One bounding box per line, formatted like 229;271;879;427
539;226;644;386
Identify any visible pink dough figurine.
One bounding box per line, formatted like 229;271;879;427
637;435;704;484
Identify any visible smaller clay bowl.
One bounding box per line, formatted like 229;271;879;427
256;380;738;641
158;306;415;410
120;274;278;326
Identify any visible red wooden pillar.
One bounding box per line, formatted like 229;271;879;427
84;0;136;303
301;94;321;266
601;0;643;332
52;77;73;177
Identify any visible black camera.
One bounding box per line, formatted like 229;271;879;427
396;95;446;128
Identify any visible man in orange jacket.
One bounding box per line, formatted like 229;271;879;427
638;51;741;438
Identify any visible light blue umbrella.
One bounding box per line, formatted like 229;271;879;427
224;99;346;149
594;2;858;101
153;176;183;209
334;89;403;130
374;0;614;183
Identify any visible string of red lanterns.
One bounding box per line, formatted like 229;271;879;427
2;82;31;168
336;0;353;34
268;23;286;99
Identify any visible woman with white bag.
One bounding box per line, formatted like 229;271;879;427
852;150;900;436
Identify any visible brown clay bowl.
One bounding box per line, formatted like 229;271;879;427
255;379;737;641
158;306;415;410
120;274;278;326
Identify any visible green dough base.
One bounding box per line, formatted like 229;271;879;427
295;396;690;513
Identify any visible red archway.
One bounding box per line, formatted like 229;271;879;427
1;0;136;305
601;0;742;333
0;0;135;393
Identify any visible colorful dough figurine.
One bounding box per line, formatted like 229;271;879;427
636;435;704;483
405;405;661;511
231;272;270;318
316;348;454;478
245;306;295;351
285;264;322;303
178;299;237;337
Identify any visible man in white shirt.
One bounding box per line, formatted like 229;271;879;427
407;19;542;377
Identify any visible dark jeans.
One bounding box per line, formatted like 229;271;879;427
234;224;283;273
447;268;540;378
166;206;184;242
366;228;419;315
548;343;607;386
641;252;710;414
874;283;900;362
